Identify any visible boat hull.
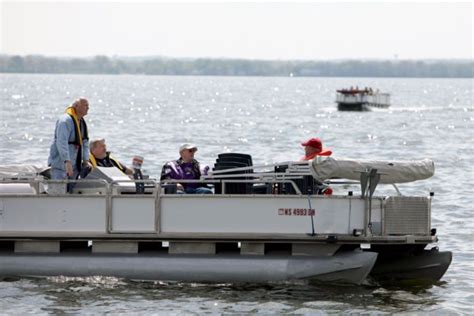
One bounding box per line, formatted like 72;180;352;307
337;102;389;111
370;249;452;282
0;250;377;285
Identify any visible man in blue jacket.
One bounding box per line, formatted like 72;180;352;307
47;98;90;192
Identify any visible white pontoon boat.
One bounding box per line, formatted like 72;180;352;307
336;88;390;111
0;155;451;285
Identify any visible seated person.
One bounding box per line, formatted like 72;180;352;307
88;138;133;176
300;137;333;195
160;143;212;194
300;137;332;161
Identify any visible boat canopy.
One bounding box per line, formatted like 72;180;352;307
0;164;48;179
310;157;434;184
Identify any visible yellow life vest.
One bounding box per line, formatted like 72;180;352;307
89;154;98;167
65;106;88;172
89;153;127;174
65;106;88;146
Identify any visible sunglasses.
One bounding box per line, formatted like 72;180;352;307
187;149;196;153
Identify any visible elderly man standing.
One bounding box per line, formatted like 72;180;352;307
160;143;212;194
47;98;90;192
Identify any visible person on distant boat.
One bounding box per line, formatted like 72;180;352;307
160;144;212;194
300;137;332;161
87;138;133;176
47;97;91;193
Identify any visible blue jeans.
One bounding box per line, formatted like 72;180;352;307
50;168;78;193
184;187;213;194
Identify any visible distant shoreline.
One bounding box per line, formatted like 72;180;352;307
0;55;472;78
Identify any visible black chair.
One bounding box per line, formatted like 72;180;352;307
274;164;318;195
216;157;252;167
213;165;240;194
213;153;253;194
219;154;273;194
218;153;252;160
214;161;249;172
218;153;252;166
213;163;251;194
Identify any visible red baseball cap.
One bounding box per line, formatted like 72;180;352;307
302;138;322;151
301;137;332;156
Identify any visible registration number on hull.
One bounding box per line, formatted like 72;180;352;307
278;208;315;216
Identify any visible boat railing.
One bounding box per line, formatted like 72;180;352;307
208;161;304;175
336;93;369;104
0;163;402;198
0;178;110;195
336;92;390;105
0;175;433;238
158;178;303;195
205;161;403;196
0;176;304;195
207;171;400;195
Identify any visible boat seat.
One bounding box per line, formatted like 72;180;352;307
218;153;252;165
213;164;252;194
161;183;177;194
274;164;322;195
213;153;253;194
215;157;252;166
74;166;146;194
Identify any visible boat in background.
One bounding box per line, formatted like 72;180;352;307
336;87;390;111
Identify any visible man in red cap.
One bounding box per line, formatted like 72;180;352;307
300;137;332;161
300;137;334;195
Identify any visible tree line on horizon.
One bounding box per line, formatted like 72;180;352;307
0;55;472;78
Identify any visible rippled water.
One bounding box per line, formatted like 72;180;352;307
0;74;473;314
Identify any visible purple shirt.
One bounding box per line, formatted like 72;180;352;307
161;158;202;189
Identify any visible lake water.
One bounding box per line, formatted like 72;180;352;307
0;74;473;314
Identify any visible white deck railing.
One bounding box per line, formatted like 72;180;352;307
336;93;390;105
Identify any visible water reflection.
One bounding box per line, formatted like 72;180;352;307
0;277;447;314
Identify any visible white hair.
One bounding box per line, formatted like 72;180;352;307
89;138;105;151
72;97;88;108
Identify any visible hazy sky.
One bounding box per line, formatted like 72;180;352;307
1;1;472;60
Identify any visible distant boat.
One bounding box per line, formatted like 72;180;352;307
336;88;390;111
